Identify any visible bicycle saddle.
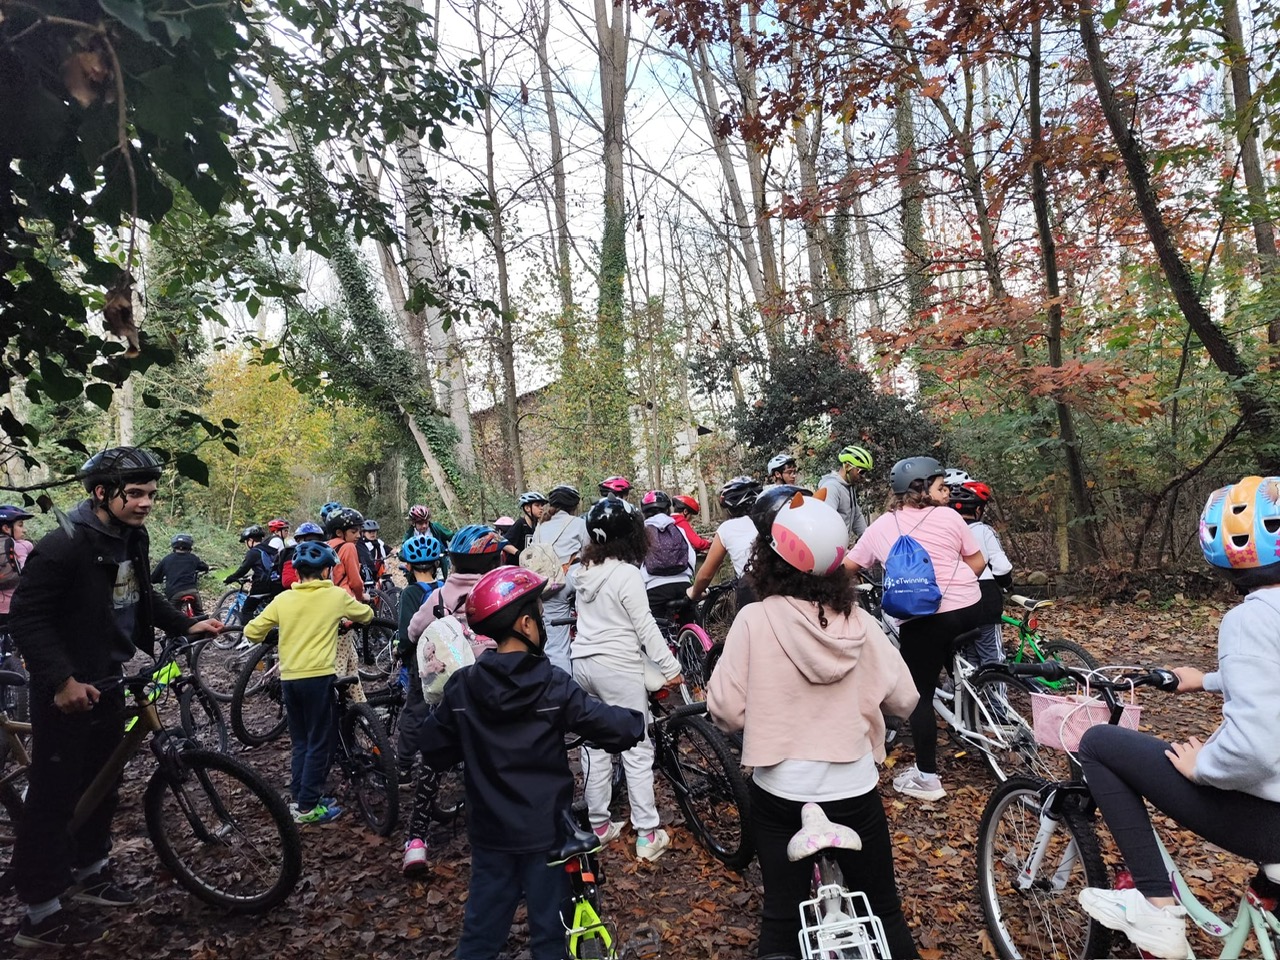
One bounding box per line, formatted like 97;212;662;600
1009;594;1054;611
786;802;862;862
0;670;26;688
546;807;601;866
333;675;361;690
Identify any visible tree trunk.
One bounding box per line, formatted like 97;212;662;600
1079;7;1280;467
893;74;928;323
1030;20;1101;565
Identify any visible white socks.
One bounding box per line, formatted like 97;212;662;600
26;897;61;925
73;858;108;883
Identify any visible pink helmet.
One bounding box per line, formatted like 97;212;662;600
599;476;632;496
408;504;431;523
466;567;548;630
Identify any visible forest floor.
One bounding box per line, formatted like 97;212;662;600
0;593;1260;959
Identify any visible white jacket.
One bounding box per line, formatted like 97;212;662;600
568;558;681;679
969;521;1012;581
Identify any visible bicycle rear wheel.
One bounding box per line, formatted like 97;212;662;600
697;585;737;639
675;626;711;703
230;644;288;747
144;747;301;912
664;714;752;870
977;777;1110;960
179;683;230;753
967;673;1074;782
213;589;248;629
338;702;399;835
190;628;255;703
350;619;397;683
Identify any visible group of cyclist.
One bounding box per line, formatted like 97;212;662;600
2;441;1278;960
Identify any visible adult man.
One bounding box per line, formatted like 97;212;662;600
502;491;546;565
817;444;874;543
8;447;222;948
765;453;799;488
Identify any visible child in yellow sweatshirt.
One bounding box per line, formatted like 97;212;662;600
245;541;372;824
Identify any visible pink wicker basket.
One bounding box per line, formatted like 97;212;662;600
1030;686;1141;753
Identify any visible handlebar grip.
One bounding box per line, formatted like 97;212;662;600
546;618;576;627
1006;659;1072;682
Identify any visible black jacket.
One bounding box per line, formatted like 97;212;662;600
226;544;278;595
150;551;209;599
9;501;194;693
417;650;644;854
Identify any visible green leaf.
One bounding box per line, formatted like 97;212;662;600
100;0;161;44
85;383;115;410
174;453;209;486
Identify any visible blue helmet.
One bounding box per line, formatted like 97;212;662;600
293;541;340;573
447;524;506;556
295;521;324;539
401;534;443;565
319;501;344;522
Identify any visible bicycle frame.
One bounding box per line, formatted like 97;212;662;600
71;699;163;832
932;652;1013;756
562;855;616;958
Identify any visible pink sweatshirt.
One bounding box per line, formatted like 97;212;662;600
406;572;495;674
707;596;918;768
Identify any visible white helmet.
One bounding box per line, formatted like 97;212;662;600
944;467;971;487
771;489;848;575
767;452;797;474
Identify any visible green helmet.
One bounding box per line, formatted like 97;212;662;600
838;444;873;471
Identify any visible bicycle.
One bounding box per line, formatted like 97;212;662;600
189;625;255;703
774;802;892;960
0;638;302;911
126;635;230;753
1001;595;1099;689
652;599;714;703
548;804;662;959
213;577;251;626
970;660;1277;960
695;578;738;637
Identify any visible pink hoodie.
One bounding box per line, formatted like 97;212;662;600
707;596;918;768
406;572;496;674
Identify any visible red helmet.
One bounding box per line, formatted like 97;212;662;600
672;494;700;515
268;518;288;532
599;476;632;496
408;504;431;523
466;567;548;631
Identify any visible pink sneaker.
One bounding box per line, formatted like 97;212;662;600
402;838;428;875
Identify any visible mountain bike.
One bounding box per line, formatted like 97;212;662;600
695;578;738;637
1001;595;1099;689
352;617;398;684
189;626;255;703
970;660;1272;960
0;639;301;911
547;805;663;959
652;600;714;703
775;802;892;960
213;578;251;627
126;635;229;753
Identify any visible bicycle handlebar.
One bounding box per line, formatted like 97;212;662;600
546;617;576;627
1000;659;1181;693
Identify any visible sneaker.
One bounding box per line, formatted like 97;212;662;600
293;803;342;825
894;769;947;802
402;838;428;875
891;764;922;789
69;866;137;907
1078;887;1192;960
636;828;671;862
592;820;624;845
14;910;105;948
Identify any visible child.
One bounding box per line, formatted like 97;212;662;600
416;565;644;960
244;540;374;824
501;491;546;566
708;491;919;959
639;490;696;616
280;521;326;590
0;504;34;631
150;534;210;613
687;476;764;610
400;525;504;873
570;496;683;861
949;479;1012;665
1077;476;1280;959
224;524;280;623
669;494;711;552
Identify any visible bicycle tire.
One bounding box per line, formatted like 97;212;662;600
213;588;248;629
1037;640;1100;676
179;683;230;754
190;628;254;703
143;747;302;913
664;713;752;870
976;776;1110;960
676;626;711;704
365;689;404;739
697;585;737;638
351;619;397;683
966;673;1073;783
702;642;724;686
230;644;288;747
339;701;399;836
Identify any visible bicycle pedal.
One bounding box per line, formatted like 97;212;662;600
621;924;662;958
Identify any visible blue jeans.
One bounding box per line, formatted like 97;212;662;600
457;846;569;960
282;675;334;809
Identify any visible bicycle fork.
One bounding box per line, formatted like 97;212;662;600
1014;807;1078;894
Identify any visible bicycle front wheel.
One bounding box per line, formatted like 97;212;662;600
338;702;398;835
350;619;397;684
230;644;288;747
664;714;752;870
190;628;254;703
179;684;230;753
697;586;737;639
144;748;302;913
213;589;247;629
977;777;1110;960
967;674;1074;782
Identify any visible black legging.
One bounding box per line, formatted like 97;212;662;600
750;780;918;959
896;600;986;775
1079;724;1280;898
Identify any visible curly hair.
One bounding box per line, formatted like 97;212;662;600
884;481;934;512
580;511;649;568
745;538;856;628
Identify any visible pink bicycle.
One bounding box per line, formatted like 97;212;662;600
652;600;714;704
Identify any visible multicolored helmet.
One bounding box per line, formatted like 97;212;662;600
401;534;444;565
720;475;763;510
641;490;672;517
448;524;506;556
585;496;641;544
293;541;340;572
950;481;992;514
466;566;548;632
837;445;874;471
770;490;848;575
599;476;632;497
408;504;431;523
1200;477;1280;570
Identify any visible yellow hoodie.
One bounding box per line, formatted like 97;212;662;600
244;579;374;681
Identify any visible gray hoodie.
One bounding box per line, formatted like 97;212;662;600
817;471;868;542
568;558;680;679
1198;588;1280;802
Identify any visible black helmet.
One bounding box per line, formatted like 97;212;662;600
78;447;162;494
640;490;672;517
239;524;266;543
171;533;194;549
361;519;380;532
584;496;641;544
720;475;763;510
890;456;944;494
333;507;364;531
547;484;581;511
751;484;807;539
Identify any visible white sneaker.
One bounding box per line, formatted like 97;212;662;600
592;820;624;845
1078;887;1192;959
891;764;921;789
894;769;947;802
636;828;671;862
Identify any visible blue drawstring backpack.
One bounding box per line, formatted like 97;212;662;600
881;510;944;619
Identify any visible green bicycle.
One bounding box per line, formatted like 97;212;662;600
1001;595;1099;686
